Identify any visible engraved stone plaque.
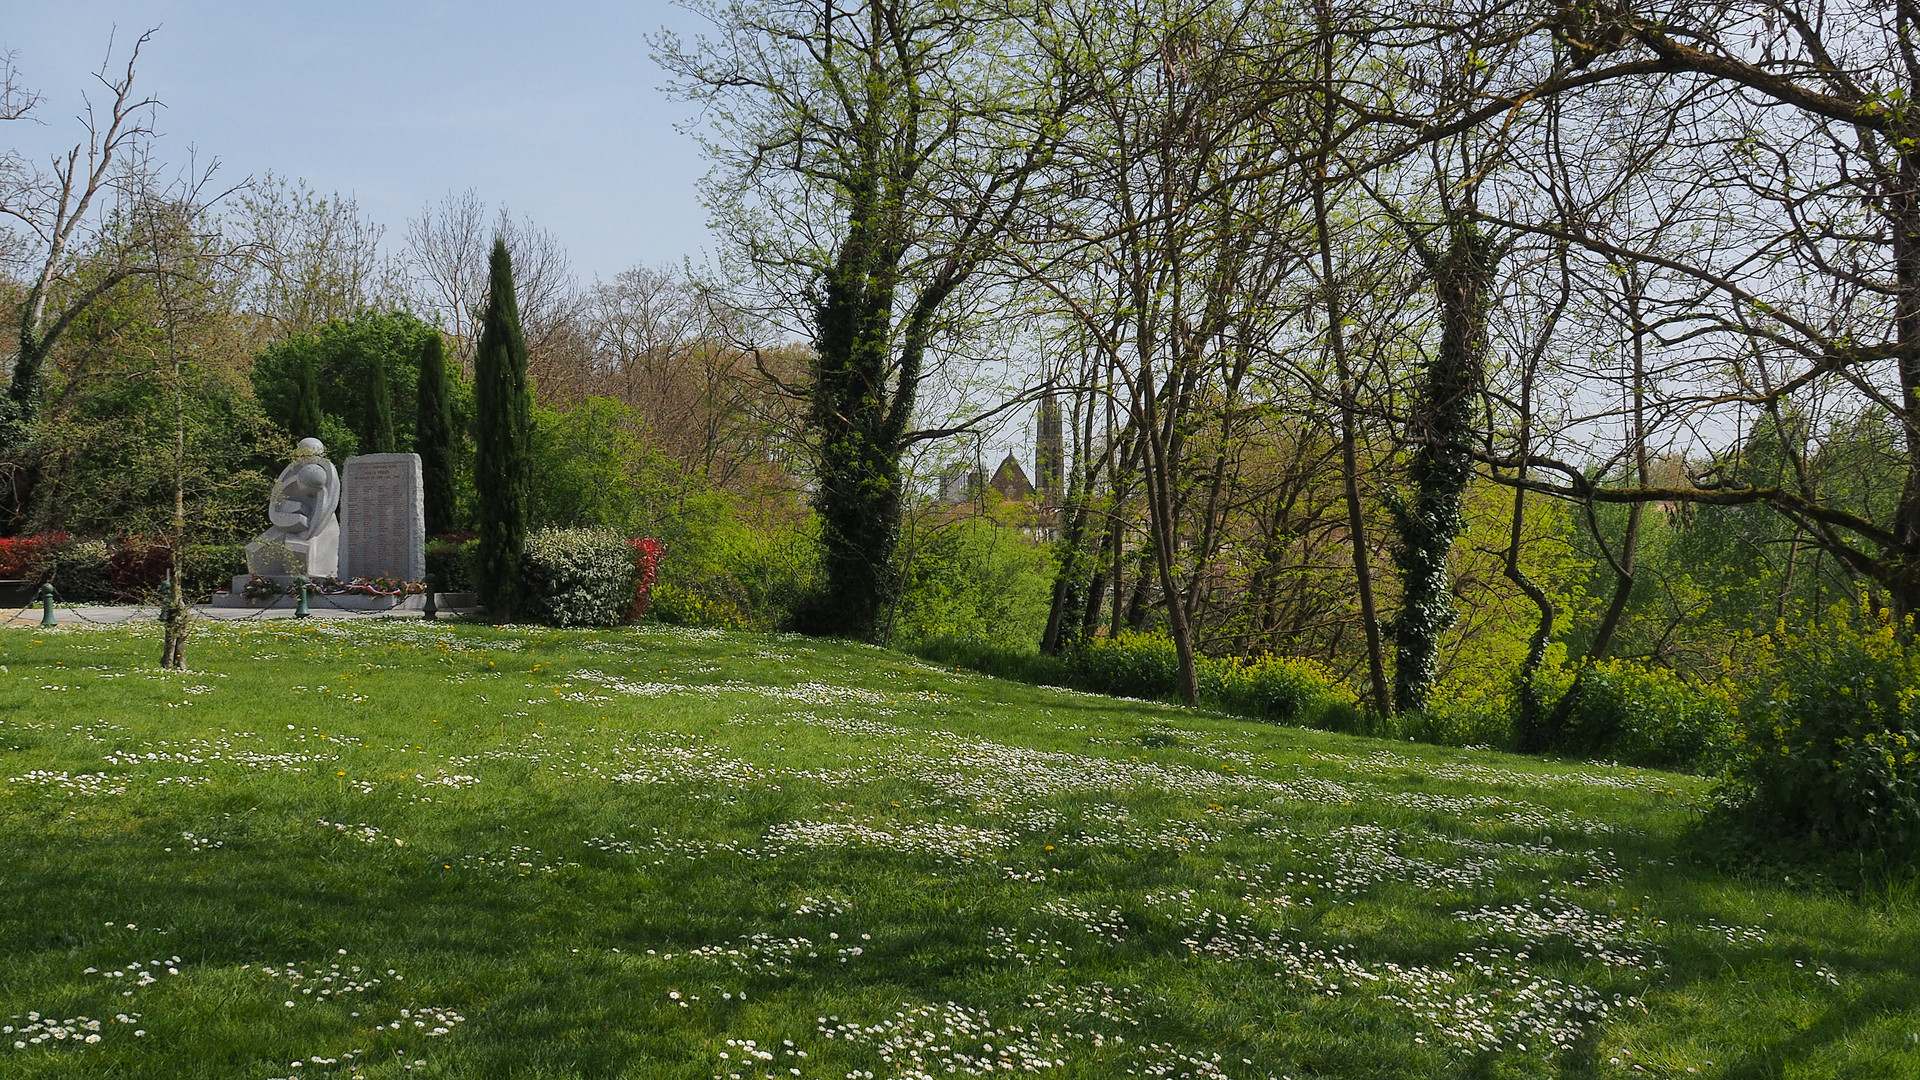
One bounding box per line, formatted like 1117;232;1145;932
340;453;426;582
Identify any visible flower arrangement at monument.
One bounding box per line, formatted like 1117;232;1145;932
310;576;426;597
235;575;430;602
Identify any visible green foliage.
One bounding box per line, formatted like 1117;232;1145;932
1207;653;1363;731
1722;621;1920;863
251;310;438;453
527;398;660;532
518;527;636;628
473;240;532;618
1399;695;1520;750
26;344;280;542
40;538;114;602
1390;218;1501;715
1554;659;1739;773
424;538;479;594
908;633;1075;685
414;333;458;537
516;396;822;632
649;517;822;632
891;516;1055;648
1563;411;1905;679
178;544;250;602
648;582;752;631
35;539;246;603
918;630;1360;734
1074;631;1183;700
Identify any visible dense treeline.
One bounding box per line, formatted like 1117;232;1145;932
5;5;1919;860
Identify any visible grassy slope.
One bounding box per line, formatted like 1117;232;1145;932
0;620;1914;1080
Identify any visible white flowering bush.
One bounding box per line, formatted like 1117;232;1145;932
518;527;636;628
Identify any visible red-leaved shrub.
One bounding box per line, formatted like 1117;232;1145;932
0;534;68;579
629;537;663;621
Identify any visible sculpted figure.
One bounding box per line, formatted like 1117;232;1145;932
246;437;341;577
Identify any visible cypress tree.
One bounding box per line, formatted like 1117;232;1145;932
293;352;325;441
365;346;397;453
473;238;532;618
414;331;458;538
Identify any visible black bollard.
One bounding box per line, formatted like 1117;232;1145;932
423;573;438;621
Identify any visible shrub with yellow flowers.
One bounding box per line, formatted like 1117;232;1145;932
1725;611;1920;860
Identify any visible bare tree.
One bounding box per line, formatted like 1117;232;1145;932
1;30;163;446
403;190;582;377
0;49;41;122
235;174;401;336
1389;0;1920;627
1020;0;1317;703
584;264;801;490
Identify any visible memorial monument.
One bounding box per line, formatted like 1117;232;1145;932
245;438;340;578
341;453;426;583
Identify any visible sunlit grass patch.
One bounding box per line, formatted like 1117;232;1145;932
0;620;1913;1078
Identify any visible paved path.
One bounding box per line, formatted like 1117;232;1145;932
2;604;480;628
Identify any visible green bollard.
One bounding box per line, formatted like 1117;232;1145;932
422;573;438;621
39;583;56;628
294;577;310;619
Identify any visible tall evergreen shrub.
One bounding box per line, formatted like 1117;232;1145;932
365;347;396;453
293;353;324;442
473;239;532;618
414;332;457;537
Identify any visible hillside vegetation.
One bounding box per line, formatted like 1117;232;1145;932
0;620;1914;1079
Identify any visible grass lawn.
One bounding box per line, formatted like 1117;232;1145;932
0;619;1915;1080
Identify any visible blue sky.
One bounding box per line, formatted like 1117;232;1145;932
2;1;716;281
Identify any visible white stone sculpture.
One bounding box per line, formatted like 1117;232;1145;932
246;437;341;578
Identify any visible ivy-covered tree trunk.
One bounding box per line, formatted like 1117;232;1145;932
414;332;458;538
802;173;910;640
1392;217;1501;714
658;0;1061;643
473;239;532;619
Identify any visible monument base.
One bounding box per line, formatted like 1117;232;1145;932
209;576;476;612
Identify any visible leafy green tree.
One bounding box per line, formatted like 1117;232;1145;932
414;331;458;537
657;0;1068;641
251;311;436;454
892;512;1055;648
473;239;532;617
23;204;279;541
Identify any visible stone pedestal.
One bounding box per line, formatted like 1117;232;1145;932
245;531;338;578
341;453;426;583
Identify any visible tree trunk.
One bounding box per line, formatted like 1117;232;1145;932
801;168;905;640
1887;134;1920;627
1392;217;1500;715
